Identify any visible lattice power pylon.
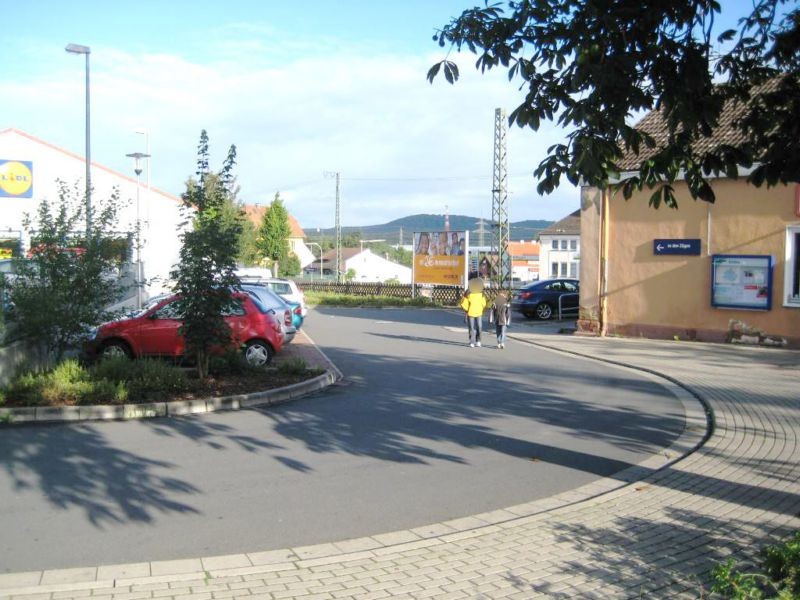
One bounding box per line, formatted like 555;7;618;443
491;108;511;290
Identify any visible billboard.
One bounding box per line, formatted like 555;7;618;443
0;160;33;198
412;230;468;286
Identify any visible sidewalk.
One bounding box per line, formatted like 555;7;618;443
2;330;798;598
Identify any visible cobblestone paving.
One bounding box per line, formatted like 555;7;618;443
2;332;798;599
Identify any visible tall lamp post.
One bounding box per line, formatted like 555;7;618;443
307;242;323;279
126;152;150;309
65;43;91;237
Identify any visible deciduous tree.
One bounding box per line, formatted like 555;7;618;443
429;0;799;208
170;131;241;379
8;182;125;361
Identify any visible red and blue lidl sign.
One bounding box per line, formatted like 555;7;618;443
0;160;33;198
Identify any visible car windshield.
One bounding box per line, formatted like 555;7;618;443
247;294;269;314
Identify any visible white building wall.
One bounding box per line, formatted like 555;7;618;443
345;249;411;283
0;129;186;298
538;234;580;280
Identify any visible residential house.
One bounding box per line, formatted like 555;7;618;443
538;211;580;280
315;247;412;283
243;205;315;268
578;89;799;347
508;240;540;282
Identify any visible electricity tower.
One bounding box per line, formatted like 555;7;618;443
491;108;510;289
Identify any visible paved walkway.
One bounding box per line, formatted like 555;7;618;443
2;327;799;599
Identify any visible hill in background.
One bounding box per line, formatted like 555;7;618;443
306;214;551;244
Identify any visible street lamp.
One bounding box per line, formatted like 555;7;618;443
126;152;150;309
359;238;385;253
65;43;91;237
307;242;323;279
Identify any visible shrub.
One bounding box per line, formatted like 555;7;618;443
276;357;307;376
711;531;800;598
91;357;189;402
208;349;253;377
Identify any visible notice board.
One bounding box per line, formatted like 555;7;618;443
711;255;772;310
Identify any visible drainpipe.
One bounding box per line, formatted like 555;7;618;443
599;187;610;337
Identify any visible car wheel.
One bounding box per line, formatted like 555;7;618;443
100;340;132;360
244;340;274;367
535;302;554;320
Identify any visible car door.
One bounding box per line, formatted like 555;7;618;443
137;300;184;357
561;281;579;311
222;297;249;348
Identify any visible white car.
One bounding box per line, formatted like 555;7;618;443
239;276;307;317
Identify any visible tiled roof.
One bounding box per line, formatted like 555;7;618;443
539;210;580;236
243;204;305;238
507;241;540;257
617;78;781;172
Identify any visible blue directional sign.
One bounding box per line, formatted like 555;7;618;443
653;239;701;255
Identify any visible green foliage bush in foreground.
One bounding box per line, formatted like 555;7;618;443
305;291;439;308
711;531;800;599
2;358;190;406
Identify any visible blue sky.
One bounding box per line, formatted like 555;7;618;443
3;1;761;230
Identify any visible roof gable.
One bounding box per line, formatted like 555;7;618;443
539;210;580;236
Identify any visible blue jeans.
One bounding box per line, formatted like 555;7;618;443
496;324;507;345
468;316;482;344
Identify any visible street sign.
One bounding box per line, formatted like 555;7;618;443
653;238;701;255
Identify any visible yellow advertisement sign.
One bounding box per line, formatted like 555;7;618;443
0;160;33;198
413;230;468;286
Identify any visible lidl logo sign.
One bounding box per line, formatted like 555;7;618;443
0;160;33;198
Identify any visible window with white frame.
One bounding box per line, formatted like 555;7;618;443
551;261;558;277
570;239;578;251
551;239;558;250
560;240;568;250
560;262;568;277
785;225;800;306
569;262;578;278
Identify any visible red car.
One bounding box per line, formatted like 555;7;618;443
88;293;283;366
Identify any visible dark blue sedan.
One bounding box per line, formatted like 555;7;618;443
511;278;580;320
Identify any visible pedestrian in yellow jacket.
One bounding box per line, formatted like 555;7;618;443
460;288;488;347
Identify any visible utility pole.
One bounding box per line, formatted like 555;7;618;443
325;171;342;282
492;108;510;290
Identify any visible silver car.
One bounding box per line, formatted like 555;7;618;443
239;283;297;344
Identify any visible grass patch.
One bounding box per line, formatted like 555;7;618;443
305;291;441;308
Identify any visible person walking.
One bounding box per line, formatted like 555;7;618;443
490;290;511;349
460;285;488;347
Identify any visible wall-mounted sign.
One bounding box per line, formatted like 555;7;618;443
0;160;33;198
653;238;701;255
711;254;772;310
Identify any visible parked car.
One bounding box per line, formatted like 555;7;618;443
239;275;307;317
86;292;283;366
239;283;297;343
511;278;580;320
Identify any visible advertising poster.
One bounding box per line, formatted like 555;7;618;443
0;160;33;198
711;255;772;310
413;230;468;286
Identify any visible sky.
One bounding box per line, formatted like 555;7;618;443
2;0;761;230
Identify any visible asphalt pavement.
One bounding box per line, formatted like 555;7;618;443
1;310;798;599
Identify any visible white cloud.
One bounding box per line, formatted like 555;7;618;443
3;37;579;229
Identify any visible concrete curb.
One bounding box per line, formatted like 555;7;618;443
0;369;340;425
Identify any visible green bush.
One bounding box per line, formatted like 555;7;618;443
91;357;189;402
276;357;308;376
712;531;800;598
208;349;253;377
1;357;190;406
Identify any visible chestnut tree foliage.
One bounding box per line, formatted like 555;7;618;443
429;0;799;208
